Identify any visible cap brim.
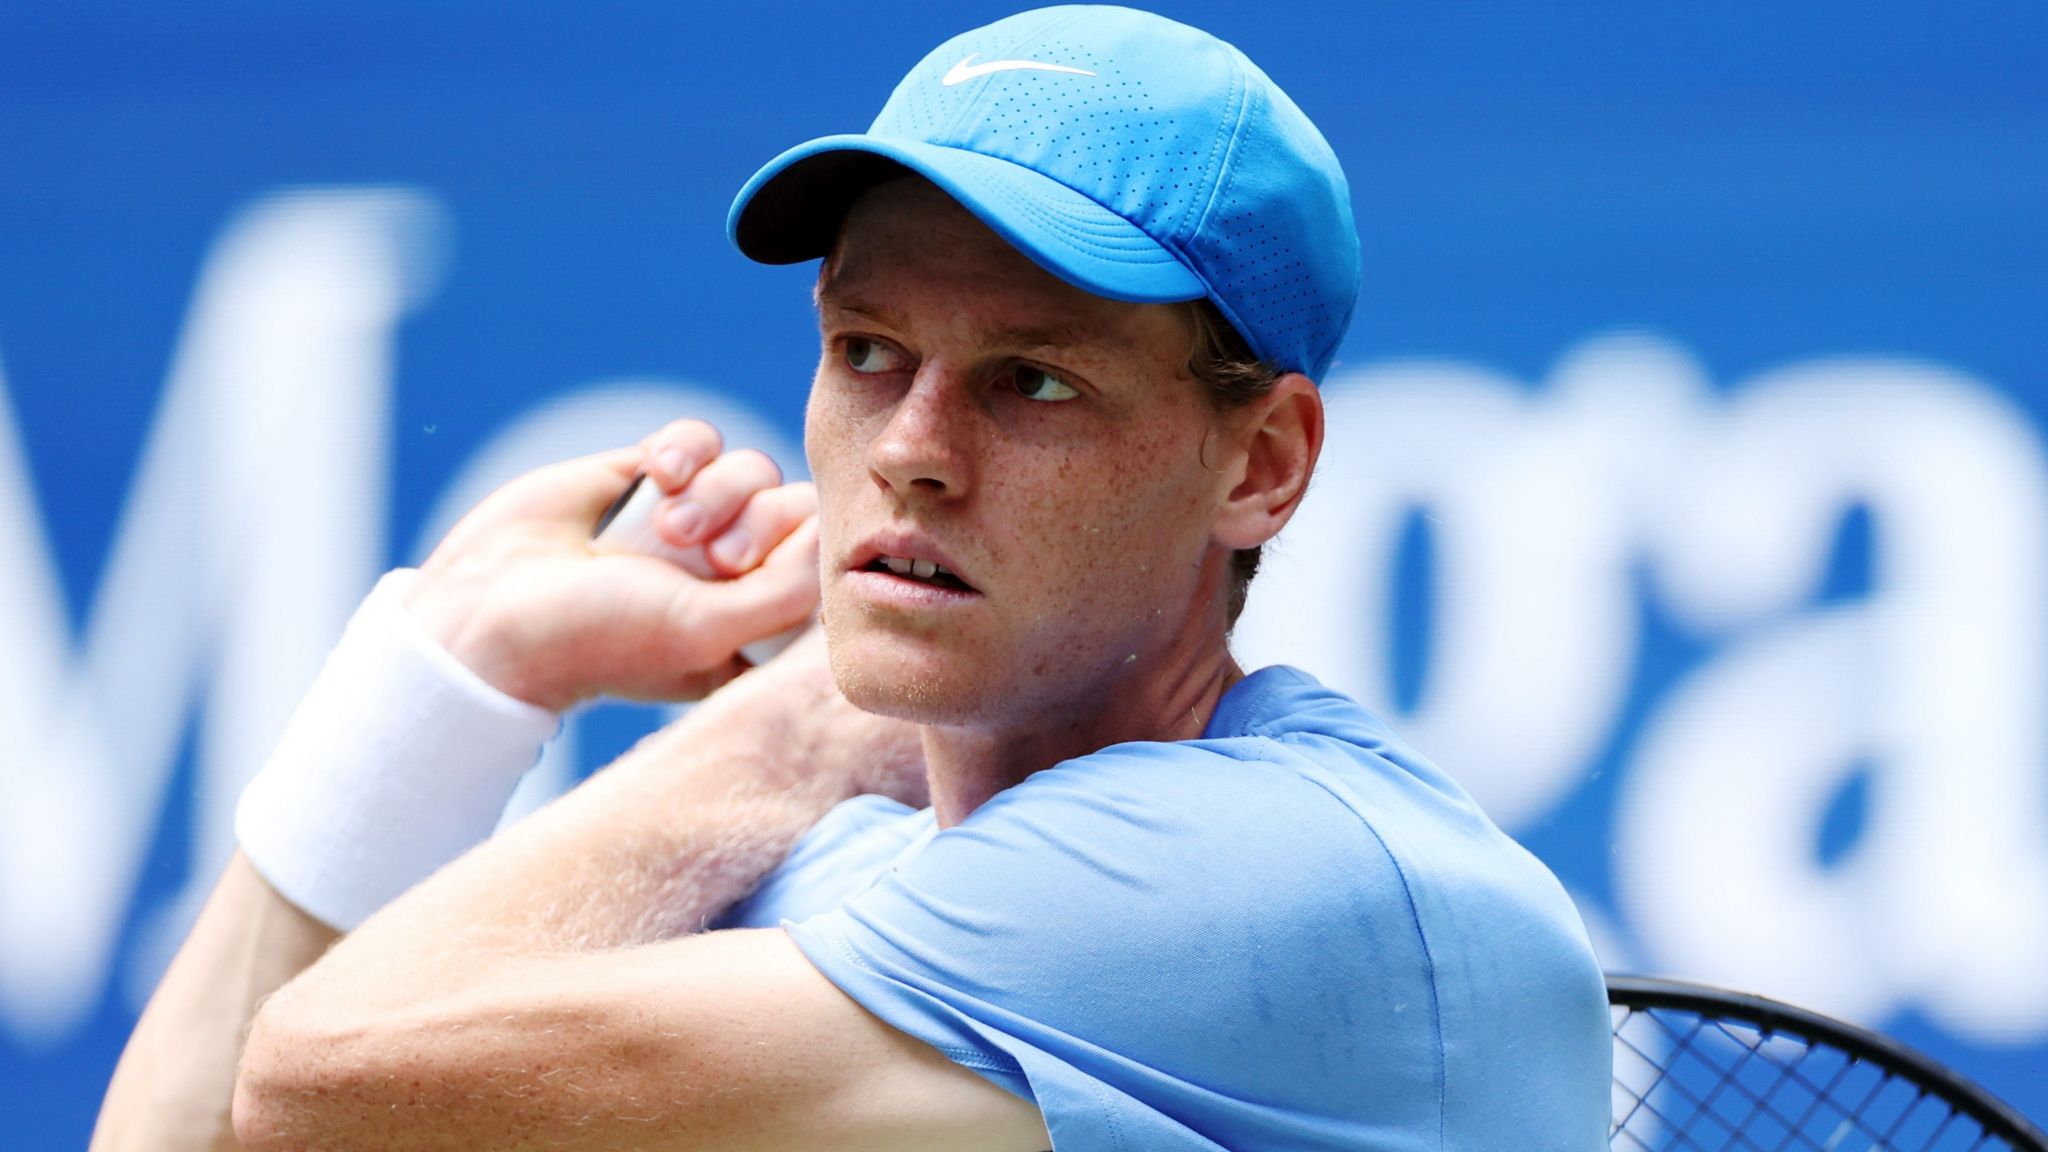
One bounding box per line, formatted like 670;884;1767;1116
728;134;1206;304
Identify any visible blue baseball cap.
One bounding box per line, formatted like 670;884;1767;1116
728;5;1360;380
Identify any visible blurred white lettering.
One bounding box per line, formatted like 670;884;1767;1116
1620;360;2048;1037
0;190;443;1041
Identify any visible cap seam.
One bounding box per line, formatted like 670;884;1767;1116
1173;50;1277;366
1176;46;1249;244
1312;290;1358;380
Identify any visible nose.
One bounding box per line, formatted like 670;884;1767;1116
867;362;980;500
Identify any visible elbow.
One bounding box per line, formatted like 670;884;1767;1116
229;1062;282;1152
233;993;386;1151
234;988;490;1151
231;999;313;1151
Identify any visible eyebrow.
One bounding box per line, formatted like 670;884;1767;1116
815;293;892;328
817;291;1096;354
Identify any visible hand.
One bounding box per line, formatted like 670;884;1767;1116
407;420;818;711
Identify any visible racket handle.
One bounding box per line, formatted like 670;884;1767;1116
591;475;803;665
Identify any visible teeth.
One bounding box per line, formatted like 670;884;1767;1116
874;554;963;586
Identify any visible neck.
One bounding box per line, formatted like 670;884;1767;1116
921;628;1245;828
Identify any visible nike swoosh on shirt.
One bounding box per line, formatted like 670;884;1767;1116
941;53;1098;86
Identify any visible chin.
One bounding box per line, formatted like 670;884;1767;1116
823;620;1002;727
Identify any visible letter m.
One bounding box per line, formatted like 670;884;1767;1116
0;190;442;1041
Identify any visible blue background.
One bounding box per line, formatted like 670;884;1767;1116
3;1;2043;1145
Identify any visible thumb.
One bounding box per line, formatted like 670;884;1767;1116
432;446;647;558
536;446;649;528
486;445;649;532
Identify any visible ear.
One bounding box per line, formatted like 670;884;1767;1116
1210;373;1323;550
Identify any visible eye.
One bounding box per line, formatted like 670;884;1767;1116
1012;365;1080;403
843;337;906;374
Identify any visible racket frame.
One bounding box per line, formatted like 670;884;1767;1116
1606;974;2048;1151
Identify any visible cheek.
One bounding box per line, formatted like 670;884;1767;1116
1102;416;1216;519
805;387;863;503
1011;428;1215;595
802;382;839;467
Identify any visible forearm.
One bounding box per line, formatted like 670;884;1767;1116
233;662;913;1148
92;852;337;1152
308;709;848;993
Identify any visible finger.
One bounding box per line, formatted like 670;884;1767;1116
640;420;724;493
668;516;820;657
654;448;783;547
704;482;818;575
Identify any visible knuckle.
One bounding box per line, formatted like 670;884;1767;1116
661;418;722;448
726;448;782;483
691;452;782;505
644;420;723;474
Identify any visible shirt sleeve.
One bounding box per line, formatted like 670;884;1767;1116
782;740;1446;1152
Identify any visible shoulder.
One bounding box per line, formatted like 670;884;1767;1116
1199;666;1607;985
1186;666;1613;1144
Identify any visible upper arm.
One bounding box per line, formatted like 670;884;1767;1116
236;927;1049;1152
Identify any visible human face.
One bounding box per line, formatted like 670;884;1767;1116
806;178;1237;729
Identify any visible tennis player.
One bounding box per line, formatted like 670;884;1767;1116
96;7;1612;1150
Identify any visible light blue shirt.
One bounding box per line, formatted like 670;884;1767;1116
720;666;1612;1151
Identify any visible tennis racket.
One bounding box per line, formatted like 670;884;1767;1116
1607;975;2047;1151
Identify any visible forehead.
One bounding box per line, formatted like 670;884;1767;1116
817;178;1189;356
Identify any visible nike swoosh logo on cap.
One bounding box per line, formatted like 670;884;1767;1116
941;53;1097;86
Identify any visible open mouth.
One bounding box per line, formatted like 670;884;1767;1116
862;554;976;593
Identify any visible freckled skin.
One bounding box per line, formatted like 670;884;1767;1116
806;178;1250;823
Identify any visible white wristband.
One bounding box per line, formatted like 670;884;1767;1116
236;569;560;930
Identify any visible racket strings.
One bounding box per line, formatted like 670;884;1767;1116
1610;1003;2008;1151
